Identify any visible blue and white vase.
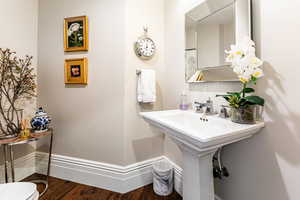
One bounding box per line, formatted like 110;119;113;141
31;107;51;132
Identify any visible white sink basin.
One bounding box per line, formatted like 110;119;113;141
141;110;264;200
141;110;264;150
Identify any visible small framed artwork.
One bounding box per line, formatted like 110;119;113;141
64;16;88;52
64;58;88;84
185;48;198;81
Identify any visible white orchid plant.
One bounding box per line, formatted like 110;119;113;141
217;37;265;109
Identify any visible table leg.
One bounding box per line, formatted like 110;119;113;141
3;145;8;183
47;131;53;180
35;130;53;197
9;145;15;182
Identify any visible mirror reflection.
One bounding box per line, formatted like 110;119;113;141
185;0;252;82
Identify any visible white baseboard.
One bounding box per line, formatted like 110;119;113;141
0;152;35;183
36;152;165;194
36;152;223;199
1;151;222;199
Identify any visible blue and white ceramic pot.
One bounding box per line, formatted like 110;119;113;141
30;107;51;132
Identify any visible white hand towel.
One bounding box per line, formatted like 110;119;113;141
137;69;156;103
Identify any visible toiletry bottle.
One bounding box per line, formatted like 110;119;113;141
179;91;189;110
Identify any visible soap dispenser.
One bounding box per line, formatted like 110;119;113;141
179;91;189;110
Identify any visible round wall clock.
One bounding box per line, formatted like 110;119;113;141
134;27;156;60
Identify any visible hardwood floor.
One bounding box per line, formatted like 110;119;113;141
23;174;182;200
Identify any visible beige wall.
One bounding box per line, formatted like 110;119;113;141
163;0;186;167
165;0;300;199
0;0;38;119
38;0;165;166
0;0;38;166
123;0;165;165
38;0;126;165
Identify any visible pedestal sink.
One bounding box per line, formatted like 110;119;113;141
141;110;264;200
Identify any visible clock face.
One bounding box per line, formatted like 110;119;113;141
135;37;156;60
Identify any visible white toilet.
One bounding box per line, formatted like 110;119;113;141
0;182;39;200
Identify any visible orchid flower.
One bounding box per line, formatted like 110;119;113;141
225;37;263;84
217;37;265;110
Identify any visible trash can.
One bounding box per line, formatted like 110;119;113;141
153;160;174;196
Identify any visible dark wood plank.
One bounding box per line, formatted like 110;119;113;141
22;174;182;200
121;184;182;200
62;184;121;200
23;174;77;200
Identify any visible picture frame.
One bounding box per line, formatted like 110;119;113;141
185;48;198;81
64;58;88;84
64;16;88;52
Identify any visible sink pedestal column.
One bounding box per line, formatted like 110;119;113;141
179;144;218;200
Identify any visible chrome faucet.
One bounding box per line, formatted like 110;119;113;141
194;102;205;113
194;98;215;115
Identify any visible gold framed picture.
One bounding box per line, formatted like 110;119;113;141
64;16;88;52
64;58;88;84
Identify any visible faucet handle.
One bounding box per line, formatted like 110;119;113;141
194;101;204;113
219;105;229;118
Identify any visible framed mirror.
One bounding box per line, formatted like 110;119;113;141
185;0;252;83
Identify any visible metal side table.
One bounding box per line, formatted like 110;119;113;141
0;128;53;197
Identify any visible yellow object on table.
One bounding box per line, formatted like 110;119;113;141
20;119;30;139
20;128;30;138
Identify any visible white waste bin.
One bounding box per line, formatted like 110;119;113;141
153;160;173;196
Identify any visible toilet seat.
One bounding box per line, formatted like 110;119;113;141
0;182;39;200
27;191;39;200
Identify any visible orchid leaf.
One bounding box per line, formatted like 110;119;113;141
244;96;265;106
242;88;255;93
216;94;231;102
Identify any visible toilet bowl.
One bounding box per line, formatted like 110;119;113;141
0;182;39;200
